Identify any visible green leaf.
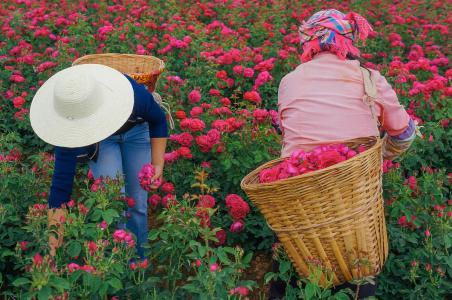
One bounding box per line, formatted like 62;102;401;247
12;277;31;287
108;277;123;291
21;291;37;300
37;286;52;300
48;276;70;290
279;260;291;274
66;241;82;258
99;282;109;297
334;292;352;300
242;252;253;265
89;209;103;221
304;283;317;300
264;272;277;284
148;229;160;241
198;245;207;258
102;209;119;224
217;250;232;265
0;249;15;258
223;159;232;170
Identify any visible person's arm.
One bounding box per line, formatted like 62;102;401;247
150;137;167;187
382;119;416;160
48;147;78;208
372;71;416;160
134;83;169;186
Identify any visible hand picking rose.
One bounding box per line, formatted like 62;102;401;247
138;163;162;191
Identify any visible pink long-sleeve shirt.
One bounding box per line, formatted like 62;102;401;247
278;52;410;157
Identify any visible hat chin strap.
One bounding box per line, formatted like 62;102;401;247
53;73;104;120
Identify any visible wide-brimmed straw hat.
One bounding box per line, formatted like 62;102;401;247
30;64;134;148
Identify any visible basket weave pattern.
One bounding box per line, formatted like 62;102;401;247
73;53;165;92
241;137;388;285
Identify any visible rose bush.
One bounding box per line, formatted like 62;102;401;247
0;0;450;298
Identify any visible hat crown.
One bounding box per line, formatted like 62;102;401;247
53;71;103;120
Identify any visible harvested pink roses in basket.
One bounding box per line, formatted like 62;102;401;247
138;163;162;191
259;144;365;183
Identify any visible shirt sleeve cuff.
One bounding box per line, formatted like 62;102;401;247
392;119;415;140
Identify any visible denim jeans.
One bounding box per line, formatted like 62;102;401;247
89;123;150;258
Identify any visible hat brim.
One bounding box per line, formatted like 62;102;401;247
30;64;134;148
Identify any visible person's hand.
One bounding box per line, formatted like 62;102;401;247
150;164;163;190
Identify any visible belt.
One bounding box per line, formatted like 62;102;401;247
113;118;146;135
76;143;99;163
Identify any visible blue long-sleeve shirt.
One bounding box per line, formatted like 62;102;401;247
48;75;168;208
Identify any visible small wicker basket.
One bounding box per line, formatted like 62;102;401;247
72;53;165;92
241;137;388;285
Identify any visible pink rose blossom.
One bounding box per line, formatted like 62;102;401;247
188;90;201;104
230;220;245;232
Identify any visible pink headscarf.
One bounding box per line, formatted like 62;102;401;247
299;9;373;62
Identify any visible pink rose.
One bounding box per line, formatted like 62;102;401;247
113;229;127;241
189;118;206;132
188;90;201;103
229;287;250;296
33;253;43;266
215;229;227;245
230;220;245;232
211;119;230;132
12;96;25;108
80;265;95;273
243;91;262;104
68;263;80;273
19;241;28;251
197;195;216;208
252;109;269;123
148;194;162;206
317;150;346;169
161;182;175;194
190;106;203;117
196;135;214;153
165;150;180;163
207;129;221;144
259;167;278;183
177;147;193;159
162;194;177;208
233;65;243;75
209;89;221;97
243;68;254;78
178;133;194;147
220;97;231;106
210;263;219;272
126;197;135;208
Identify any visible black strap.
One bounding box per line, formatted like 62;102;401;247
113;118;145;135
76;143;99;163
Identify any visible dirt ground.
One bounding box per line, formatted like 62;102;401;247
243;251;273;299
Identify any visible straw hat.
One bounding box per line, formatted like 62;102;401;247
30;64;134;148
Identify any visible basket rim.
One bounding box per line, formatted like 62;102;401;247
240;137;382;191
72;53;165;72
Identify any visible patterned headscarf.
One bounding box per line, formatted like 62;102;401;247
299;9;373;62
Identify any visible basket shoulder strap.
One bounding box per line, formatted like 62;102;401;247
360;67;383;128
151;92;175;130
360;67;377;98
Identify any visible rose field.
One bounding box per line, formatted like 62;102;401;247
0;0;451;299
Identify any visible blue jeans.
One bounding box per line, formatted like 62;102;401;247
89;123;150;258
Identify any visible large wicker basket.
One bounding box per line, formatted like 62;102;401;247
241;137;388;285
72;53;165;92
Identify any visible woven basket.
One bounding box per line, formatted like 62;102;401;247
72;53;165;92
241;137;388;285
